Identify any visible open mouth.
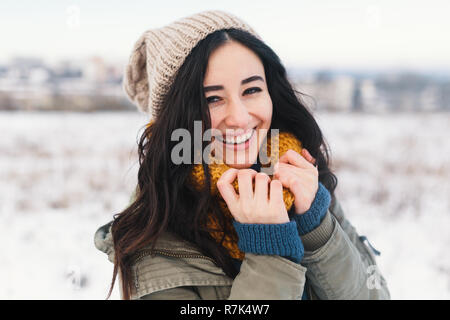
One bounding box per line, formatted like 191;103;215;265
217;127;256;145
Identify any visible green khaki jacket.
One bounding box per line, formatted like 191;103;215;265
94;195;390;300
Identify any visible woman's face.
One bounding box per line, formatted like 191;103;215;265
203;40;273;169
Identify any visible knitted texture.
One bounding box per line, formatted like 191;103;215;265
123;10;262;118
145;120;305;260
189;129;303;260
291;182;331;235
232;221;304;263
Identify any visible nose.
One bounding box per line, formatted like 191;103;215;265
224;97;251;129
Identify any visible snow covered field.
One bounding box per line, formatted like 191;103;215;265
0;111;449;300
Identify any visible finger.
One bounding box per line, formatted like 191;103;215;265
217;168;239;205
269;179;284;204
273;163;298;189
254;172;270;203
237;169;258;202
301;148;316;165
279;149;313;169
274;162;302;176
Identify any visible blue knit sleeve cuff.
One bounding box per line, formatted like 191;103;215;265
232;220;304;263
291;182;331;236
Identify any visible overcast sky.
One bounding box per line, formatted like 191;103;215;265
1;0;449;71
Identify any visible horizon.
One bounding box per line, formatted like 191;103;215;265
2;54;450;79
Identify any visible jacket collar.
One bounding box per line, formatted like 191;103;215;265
94;221;213;263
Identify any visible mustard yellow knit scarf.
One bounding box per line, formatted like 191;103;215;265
188;129;303;260
146;121;303;260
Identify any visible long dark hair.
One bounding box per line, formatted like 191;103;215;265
108;28;338;299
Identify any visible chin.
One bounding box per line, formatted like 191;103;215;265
223;151;258;169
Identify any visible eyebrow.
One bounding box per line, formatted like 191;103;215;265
203;75;264;93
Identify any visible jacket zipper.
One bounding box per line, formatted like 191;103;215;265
132;248;216;264
132;250;313;300
132;248;216;289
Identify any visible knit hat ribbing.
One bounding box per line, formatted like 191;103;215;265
122;10;262;118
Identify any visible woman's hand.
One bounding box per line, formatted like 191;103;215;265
273;148;319;215
217;168;289;224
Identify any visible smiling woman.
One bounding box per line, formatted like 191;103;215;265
94;10;390;301
204;41;273;169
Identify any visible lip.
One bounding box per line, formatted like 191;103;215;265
223;128;253;138
221;128;256;151
217;127;255;143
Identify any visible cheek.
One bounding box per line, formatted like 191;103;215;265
256;94;273;124
209;112;221;130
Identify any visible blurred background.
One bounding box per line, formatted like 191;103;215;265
0;0;449;299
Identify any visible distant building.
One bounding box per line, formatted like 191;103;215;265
0;57;448;112
83;56;108;83
297;72;354;112
420;85;440;111
359;78;388;113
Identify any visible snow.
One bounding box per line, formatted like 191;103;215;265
0;110;449;299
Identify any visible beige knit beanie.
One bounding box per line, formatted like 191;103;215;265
122;10;262;118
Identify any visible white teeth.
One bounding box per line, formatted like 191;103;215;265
221;129;254;144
